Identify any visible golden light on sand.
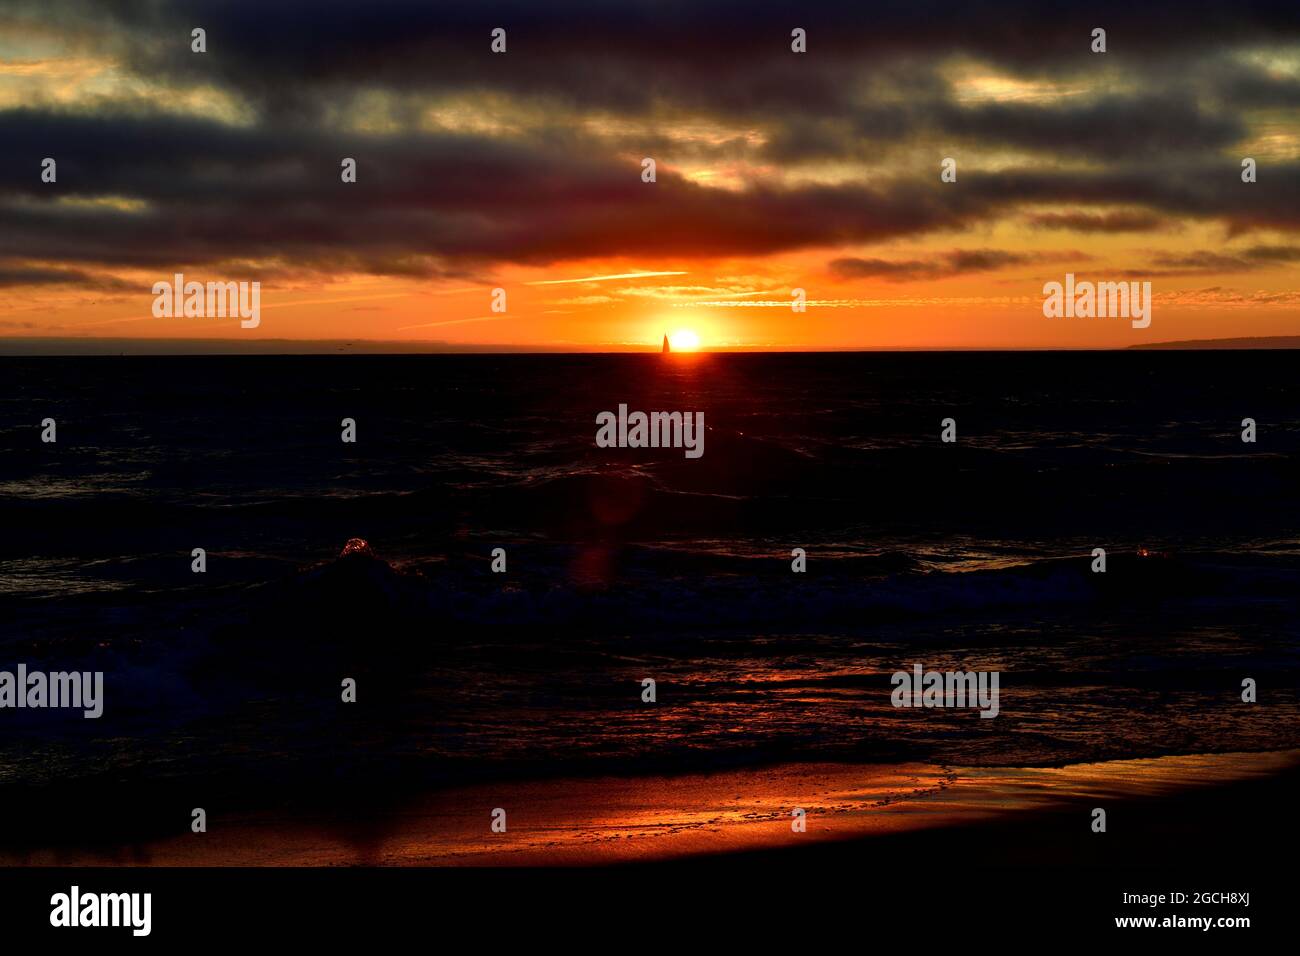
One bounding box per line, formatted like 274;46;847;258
669;329;701;351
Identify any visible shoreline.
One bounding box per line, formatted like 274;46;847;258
4;749;1295;867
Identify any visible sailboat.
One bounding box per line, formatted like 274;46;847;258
662;334;671;353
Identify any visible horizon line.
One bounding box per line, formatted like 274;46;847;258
2;335;1300;356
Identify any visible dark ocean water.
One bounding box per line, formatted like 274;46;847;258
0;352;1297;833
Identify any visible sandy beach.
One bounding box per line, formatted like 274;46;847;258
6;749;1295;867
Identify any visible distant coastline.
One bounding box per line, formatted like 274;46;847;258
1127;335;1300;350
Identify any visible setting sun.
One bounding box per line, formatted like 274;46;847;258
669;330;701;351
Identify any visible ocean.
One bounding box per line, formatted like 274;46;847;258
1;351;1297;844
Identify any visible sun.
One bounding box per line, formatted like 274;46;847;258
669;329;700;351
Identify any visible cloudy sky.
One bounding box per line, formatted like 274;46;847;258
1;0;1298;349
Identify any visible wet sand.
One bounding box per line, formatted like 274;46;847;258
5;749;1296;866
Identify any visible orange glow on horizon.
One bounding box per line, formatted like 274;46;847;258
8;252;1300;351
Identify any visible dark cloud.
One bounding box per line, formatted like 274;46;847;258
1025;211;1171;233
829;248;1088;281
937;94;1247;158
0;1;1297;287
3;103;1298;282
1143;244;1300;274
14;1;1299;110
0;264;133;289
966;161;1300;235
0;109;979;271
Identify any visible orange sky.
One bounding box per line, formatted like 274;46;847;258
2;4;1298;350
17;250;1298;350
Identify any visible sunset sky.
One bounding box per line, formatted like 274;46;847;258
1;0;1298;350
